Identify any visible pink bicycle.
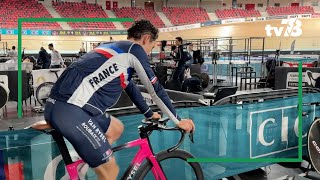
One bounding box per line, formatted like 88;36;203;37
31;116;204;180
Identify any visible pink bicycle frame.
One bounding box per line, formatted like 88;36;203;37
64;138;166;180
120;138;167;180
66;159;85;180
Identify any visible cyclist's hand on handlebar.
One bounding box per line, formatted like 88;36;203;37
177;119;195;133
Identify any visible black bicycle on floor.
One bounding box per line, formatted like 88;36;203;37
32;69;60;113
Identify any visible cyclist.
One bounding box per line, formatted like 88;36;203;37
44;19;195;180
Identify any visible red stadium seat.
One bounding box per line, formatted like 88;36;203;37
112;7;165;28
215;8;261;19
162;7;210;26
52;1;116;30
0;0;61;29
266;6;314;16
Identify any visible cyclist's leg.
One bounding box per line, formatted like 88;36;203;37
44;100;119;180
93;114;123;178
94;113;124;144
94;157;119;180
104;116;124;144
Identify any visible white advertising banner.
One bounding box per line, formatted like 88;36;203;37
287;14;311;19
245;17;256;22
221;18;245;24
286;71;320;89
159;23;201;32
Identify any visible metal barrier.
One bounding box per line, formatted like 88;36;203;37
137;85;203;102
214;87;320;105
106;101;204;117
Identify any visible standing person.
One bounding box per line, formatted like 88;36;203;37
44;19;195;180
48;43;64;68
78;48;87;57
38;47;51;69
186;44;194;67
7;46;18;62
172;37;187;84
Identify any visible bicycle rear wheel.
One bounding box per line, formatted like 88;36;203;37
35;82;55;106
308;118;320;173
134;149;204;180
0;83;8;109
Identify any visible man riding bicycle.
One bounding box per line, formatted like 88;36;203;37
44;19;195;180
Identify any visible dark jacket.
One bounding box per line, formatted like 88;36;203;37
38;48;50;66
175;45;187;67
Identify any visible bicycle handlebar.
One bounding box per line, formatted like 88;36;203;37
141;116;194;152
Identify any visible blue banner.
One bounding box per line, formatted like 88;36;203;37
0;93;319;179
201;20;221;27
0;29;52;36
0;150;4;180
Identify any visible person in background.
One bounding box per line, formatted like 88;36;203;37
185;44;194;68
78;48;87;57
48;43;64;68
212;49;221;62
7;46;18;62
38;47;51;69
110;37;114;42
188;44;194;58
172;37;187;84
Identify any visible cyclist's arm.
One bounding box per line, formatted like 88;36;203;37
129;44;181;125
124;80;153;119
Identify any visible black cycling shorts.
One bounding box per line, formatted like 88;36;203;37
44;98;112;168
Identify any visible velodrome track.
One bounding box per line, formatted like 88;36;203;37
1;18;320;53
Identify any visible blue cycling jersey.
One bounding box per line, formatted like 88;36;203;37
49;41;181;124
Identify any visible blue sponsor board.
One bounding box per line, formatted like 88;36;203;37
0;93;320;179
0;29;52;35
201;20;221;27
0;150;4;179
249;105;312;158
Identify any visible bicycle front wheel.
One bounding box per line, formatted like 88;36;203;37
308;118;320;173
134;149;204;180
35;82;55;106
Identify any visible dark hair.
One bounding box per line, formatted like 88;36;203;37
12;46;15;50
176;37;183;43
48;43;53;47
127;19;159;41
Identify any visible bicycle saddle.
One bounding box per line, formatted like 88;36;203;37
29;120;53;130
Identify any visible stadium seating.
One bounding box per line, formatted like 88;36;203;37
52;1;116;30
0;0;61;30
266;6;314;16
215;9;261;19
113;7;165;28
162;7;210;26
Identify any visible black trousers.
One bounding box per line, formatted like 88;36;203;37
172;66;185;84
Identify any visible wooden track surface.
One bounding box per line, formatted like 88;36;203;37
1;18;319;52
